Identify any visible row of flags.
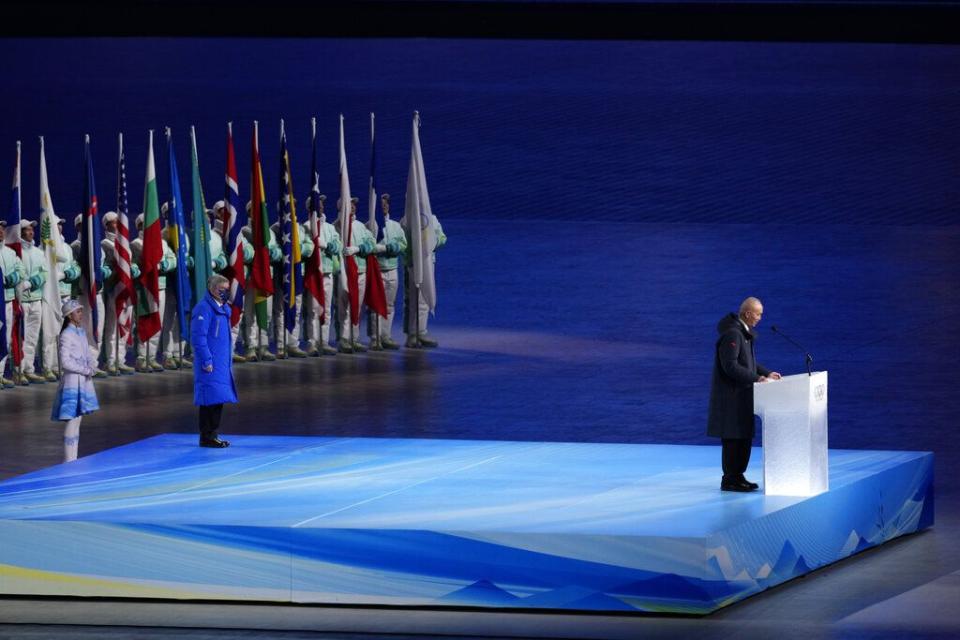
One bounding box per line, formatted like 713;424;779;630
2;113;437;372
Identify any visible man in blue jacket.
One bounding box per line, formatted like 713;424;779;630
191;274;238;448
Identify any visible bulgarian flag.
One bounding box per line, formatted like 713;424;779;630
137;130;162;342
249;121;273;330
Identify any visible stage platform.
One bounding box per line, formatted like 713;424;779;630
0;435;933;614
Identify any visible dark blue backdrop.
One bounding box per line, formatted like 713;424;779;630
1;38;957;232
1;38;957;500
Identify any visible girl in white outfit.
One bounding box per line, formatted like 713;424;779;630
50;298;100;462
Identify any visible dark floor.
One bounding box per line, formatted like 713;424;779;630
1;220;958;638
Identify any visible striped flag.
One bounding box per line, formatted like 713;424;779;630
137;130;162;342
402;111;437;314
366;112;379;241
39;137;66;343
79;135;103;348
4;142;24;366
302;118;324;310
189;126;213;313
222;122;245;327
249;121;273;330
278;119;301;333
114;133;136;344
164;128;191;338
337;114;360;326
363;113;388;319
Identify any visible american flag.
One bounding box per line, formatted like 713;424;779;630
115;133;136;344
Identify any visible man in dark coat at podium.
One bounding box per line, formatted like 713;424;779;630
708;297;781;492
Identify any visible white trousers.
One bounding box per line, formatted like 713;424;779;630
404;270;430;336
243;289;273;351
20;300;42;374
377;269;399;340
339;272;367;343
137;289;166;362
102;290;128;367
303;274;334;348
42;296;70;372
1;300;11;376
161;290;187;359
273;293;303;349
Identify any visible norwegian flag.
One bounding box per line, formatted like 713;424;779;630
4;141;24;366
115;133;136;344
222;122;245;327
79;135;103;347
303;117;324;311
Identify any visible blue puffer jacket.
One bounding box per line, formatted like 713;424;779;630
190;292;238;406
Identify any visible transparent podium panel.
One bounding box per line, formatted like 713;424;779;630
754;371;829;496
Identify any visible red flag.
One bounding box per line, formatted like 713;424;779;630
249;122;273;297
303;117;324;310
364;256;387;318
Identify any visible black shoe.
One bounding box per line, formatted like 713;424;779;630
721;478;756;492
199;436;231;448
741;477;760;490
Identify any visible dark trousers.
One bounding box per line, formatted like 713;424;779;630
721;438;753;482
198;403;224;440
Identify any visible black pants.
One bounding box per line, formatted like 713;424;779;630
198;403;224;440
721;438;753;482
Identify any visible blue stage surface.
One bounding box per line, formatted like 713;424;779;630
0;435;933;614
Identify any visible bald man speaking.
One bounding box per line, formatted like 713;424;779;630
707;297;781;492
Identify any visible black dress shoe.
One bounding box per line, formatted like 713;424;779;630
199;436;231;448
741;477;760;490
721;479;756;492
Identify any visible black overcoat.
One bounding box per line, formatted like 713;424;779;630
707;313;771;439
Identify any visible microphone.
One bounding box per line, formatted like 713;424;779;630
770;325;814;376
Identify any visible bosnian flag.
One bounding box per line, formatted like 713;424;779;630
278;119;301;333
222;122;245;327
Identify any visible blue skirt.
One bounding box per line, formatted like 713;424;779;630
51;384;100;421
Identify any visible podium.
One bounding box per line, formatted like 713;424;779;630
753;371;829;496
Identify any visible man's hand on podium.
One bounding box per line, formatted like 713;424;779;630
769;372;782;380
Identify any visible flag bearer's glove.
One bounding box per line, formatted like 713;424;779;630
4;271;21;288
63;264;81;282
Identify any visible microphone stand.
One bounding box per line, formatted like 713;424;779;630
771;325;813;376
